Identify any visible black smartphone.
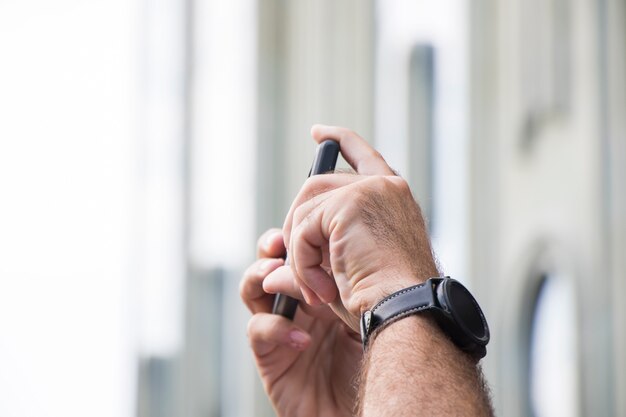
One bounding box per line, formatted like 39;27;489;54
272;140;340;319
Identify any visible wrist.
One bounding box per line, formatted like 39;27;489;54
359;277;490;359
351;267;438;315
360;313;494;417
368;313;441;351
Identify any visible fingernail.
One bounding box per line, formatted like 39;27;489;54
289;330;309;350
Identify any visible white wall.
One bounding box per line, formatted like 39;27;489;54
0;1;139;416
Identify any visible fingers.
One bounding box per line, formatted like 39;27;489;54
284;176;400;309
240;257;285;314
310;124;395;176
247;313;311;357
263;266;344;321
241;228;288;314
288;188;345;306
282;173;362;252
263;265;305;301
257;228;286;259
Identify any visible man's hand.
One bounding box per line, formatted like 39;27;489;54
245;125;493;417
240;228;362;417
268;125;439;332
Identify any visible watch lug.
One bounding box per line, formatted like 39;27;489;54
360;310;372;349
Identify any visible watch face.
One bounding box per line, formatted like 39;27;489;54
440;279;489;344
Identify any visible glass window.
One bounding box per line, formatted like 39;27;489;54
529;274;580;417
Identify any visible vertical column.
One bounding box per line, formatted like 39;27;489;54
603;0;626;415
408;45;435;228
189;1;258;417
136;0;189;414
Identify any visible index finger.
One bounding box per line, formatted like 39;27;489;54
310;125;395;176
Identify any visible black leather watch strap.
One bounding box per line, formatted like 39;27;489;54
360;278;442;349
360;277;489;359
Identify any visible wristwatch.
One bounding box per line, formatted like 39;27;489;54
359;277;490;359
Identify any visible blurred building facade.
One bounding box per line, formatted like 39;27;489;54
4;1;621;416
130;1;626;416
470;0;626;416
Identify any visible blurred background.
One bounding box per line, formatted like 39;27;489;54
0;0;624;416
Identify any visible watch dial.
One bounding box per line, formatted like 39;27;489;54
445;280;488;341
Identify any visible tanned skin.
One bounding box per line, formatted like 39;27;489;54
241;125;494;416
358;317;493;417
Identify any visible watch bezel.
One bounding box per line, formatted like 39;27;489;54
435;278;490;346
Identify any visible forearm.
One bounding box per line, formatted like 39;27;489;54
358;315;494;417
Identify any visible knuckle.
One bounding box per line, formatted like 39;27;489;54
239;264;256;298
362;175;387;192
368;147;383;161
337;127;354;138
243;261;257;279
292;204;308;228
291;225;305;251
379;176;395;192
257;228;281;254
302;175;322;190
238;275;248;299
281;227;291;251
367;175;410;196
246;314;270;341
256;235;265;252
388;175;411;193
351;180;373;206
301;176;332;198
246;316;258;340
